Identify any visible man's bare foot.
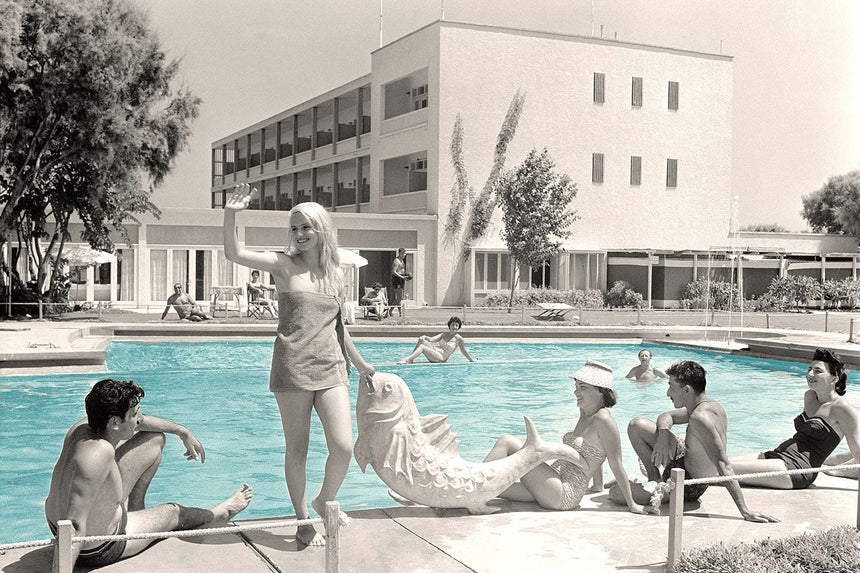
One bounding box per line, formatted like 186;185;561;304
211;484;253;521
296;524;325;546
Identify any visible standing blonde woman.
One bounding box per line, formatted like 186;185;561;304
224;183;375;546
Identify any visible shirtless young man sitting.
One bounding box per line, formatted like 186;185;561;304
397;316;476;364
625;349;667;382
161;283;212;321
46;379;252;571
609;361;778;523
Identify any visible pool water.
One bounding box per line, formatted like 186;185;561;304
1;341;857;544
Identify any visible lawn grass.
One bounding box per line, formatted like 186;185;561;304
675;525;860;573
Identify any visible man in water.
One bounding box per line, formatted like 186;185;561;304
161;283;212;321
610;360;778;523
397;316;476;364
46;379;253;570
625;349;667;382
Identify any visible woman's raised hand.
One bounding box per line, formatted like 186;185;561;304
225;183;256;212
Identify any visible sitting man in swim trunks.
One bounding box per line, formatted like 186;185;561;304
609;360;778;523
625;349;667;382
397;316;476;364
161;283;212;321
46;379;253;571
361;282;389;321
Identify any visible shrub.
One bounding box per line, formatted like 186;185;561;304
822;278;860;309
763;275;822;311
679;279;744;311
674;525;860;573
604;281;644;308
480;287;604;308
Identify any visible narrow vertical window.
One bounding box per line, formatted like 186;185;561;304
666;158;678;188
632;77;643;107
593;72;605;103
668;81;679;110
630;156;642;186
592;153;604;184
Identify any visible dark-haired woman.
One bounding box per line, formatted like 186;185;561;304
482;361;648;513
729;349;860;489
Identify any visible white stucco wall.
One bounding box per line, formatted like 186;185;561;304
429;22;734;303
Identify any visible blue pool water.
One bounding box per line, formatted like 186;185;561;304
1;341;857;544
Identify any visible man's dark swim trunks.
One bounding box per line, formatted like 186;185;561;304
48;505;128;566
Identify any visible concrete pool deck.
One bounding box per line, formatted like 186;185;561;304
2;322;860;571
1;472;857;572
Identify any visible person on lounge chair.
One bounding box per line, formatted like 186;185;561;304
248;270;278;317
361;282;388;320
161;284;211;321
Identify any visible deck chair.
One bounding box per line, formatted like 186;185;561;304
361;287;395;321
247;283;277;319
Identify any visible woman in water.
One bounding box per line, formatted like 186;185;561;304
397;316;476;364
729;348;859;489
482;361;648;513
224;183;375;546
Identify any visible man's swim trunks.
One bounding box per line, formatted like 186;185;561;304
48;505;128;566
763;411;842;489
661;437;709;501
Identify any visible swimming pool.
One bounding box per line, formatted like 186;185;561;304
1;341;857;544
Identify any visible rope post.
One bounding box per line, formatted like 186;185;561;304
57;520;74;573
637;306;641;325
462;304;466;322
667;468;685;571
325;501;341;573
850;318;856;343
400;304;406;325
38;299;43;320
766;312;770;329
579;305;583;324
98;301;103;321
825;310;829;332
521;304;525;323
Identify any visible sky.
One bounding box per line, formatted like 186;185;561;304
140;0;859;231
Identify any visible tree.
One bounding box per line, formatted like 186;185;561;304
0;0;200;298
801;170;860;234
740;223;788;233
496;148;578;310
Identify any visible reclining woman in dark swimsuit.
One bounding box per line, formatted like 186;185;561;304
729;348;860;489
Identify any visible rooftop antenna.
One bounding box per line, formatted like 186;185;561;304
719;39;723;54
379;0;383;48
441;0;445;20
600;24;603;38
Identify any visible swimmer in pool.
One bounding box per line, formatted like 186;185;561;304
625;349;667;382
46;378;252;570
397;316;476;364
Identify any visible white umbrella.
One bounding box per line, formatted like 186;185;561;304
338;248;368;268
59;245;116;267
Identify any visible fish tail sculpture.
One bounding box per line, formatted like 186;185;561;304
354;372;584;514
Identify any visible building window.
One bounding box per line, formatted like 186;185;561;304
666;158;678;188
630;156;642;186
411;84;428;110
668;81;679;110
632;77;643;107
593;73;605;103
592;153;604;184
473;252;512;291
530;259;551;288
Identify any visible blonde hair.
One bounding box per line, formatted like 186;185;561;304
286;202;343;295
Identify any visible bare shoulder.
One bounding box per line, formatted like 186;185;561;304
690;400;726;426
70;438;115;472
593;409;619;431
833;397;859;421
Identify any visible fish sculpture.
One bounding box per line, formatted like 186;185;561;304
354;372;585;514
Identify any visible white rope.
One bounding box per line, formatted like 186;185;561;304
684;462;860;486
649;462;860;513
0;538;56;552
0;513;351;552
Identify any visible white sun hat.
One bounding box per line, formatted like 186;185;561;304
570;361;614;390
